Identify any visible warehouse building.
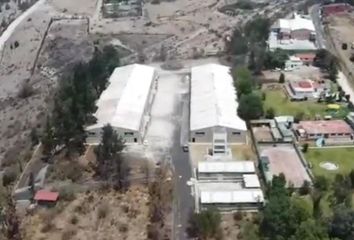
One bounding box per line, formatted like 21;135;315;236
190;64;247;144
86;64;157;144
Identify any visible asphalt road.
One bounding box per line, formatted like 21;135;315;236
171;80;194;240
310;4;327;49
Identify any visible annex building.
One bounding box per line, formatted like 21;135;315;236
86;64;157;144
190;64;247;144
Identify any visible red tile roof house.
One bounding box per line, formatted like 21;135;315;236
294;120;354;144
34;190;59;207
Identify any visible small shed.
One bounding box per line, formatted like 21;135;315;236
34;190;59;207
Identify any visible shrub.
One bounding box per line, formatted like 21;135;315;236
299;180;311;195
302;143;309;153
279;73;285;83
57;185;76;201
97;203;109;219
2;167;18;187
70;215;78;225
233;211;243;221
18;82;35;99
119;223;129;233
265;107;275;119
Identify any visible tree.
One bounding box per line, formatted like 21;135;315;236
30;128;39;146
261;174;293;239
188;209;222;240
244;17;270;43
332;174;352;207
233;67;253;97
238;93;263;120
313;175;329;192
302;143;309;153
94;124;125;190
329;206;354;240
299;180;311;195
228;28;248;55
329;60;338;82
41;116;55;156
293;219;329;240
279;72;285;83
265;107;275;119
28;172;35;202
2;196;22;240
264;49;289;69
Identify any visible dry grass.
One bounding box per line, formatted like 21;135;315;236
22;186;150;240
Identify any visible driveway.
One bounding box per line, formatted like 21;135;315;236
310;4;327;49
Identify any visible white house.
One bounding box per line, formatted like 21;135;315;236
86;64;158;144
190;64;247;144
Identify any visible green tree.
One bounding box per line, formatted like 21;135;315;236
41;116;55;156
94;124;125;189
244;17;270;43
188;209;222;240
233;67;253;97
238;93;263;120
279;72;285;83
329;206;354;240
329;60;338;82
293;219;329;240
302;143;309;153
265;107;275;119
261;174;293;239
299;180;311;195
264;49;289;69
228;28;248;55
313;175;329;192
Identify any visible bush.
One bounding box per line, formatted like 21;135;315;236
18;82;35;99
302;143;309;153
57;186;76;201
233;211;243;221
299;180;311;195
97;203;109;219
279;73;285;83
265;107;275;119
2;167;18;187
294;112;304;123
119;223;129;233
70;215;78;225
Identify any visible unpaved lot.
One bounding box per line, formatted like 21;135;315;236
22;186;150;240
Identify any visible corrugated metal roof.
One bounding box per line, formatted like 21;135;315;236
243;174;261;188
277;13;315;31
87;64;155;131
200;189;264;204
198;161;255;173
34;190;59;202
190;64;247;131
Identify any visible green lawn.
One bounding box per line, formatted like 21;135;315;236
305;148;354;180
263;89;349;119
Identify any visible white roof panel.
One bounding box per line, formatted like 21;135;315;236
243;174;261;188
87;64;155;131
277;13;315;31
190;64;247;131
198;161;255;173
200;189;264;204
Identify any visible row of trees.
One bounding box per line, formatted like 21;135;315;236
232;67;264;121
41;45;120;157
260;172;354;240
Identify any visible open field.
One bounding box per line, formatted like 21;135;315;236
22;186;150;240
263;89;349;119
259;144;311;188
306;147;354;180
